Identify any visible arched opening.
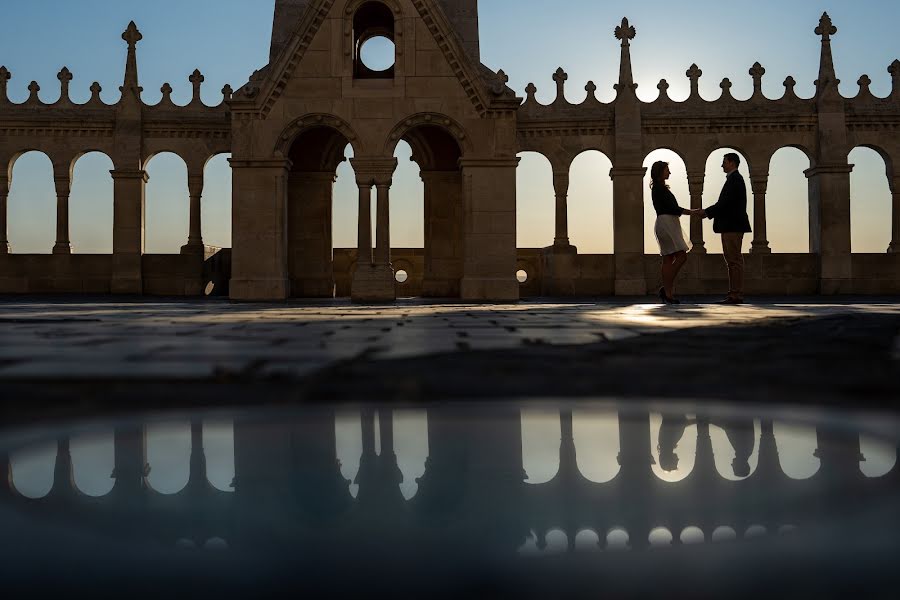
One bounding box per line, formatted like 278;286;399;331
70;152;114;254
516;152;554;249
145;421;191;494
850;146;892;253
650;412;697;483
575;529;602;552
709;418;760;480
859;434;897;478
521;408;561;484
648;527;674;548
335;409;363;498
10;440;57;498
767;147;811;253
393;409;428;500
569;150;614;253
711;526;737;542
203;418;235;492
401;123;464;297
643;149;691;255
353;1;396;79
680;526;705;545
286;125;352;298
606;527;630;551
145;152;189;254
774;421;820;479
71;431;115;497
202;153;232;249
8;151;54;253
573;408;620;483
702;149;752;254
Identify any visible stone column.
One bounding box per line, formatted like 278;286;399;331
806;164;853;293
349;158;396;302
374;177;392;269
460;158;520;301
687;171;706;254
610;166;647;296
889;175;899;253
0;174;9;254
110;425;148;503
750;173;771;254
422;170;463;298
229;158;291;301
110;168;148;294
181;172;204;254
53;172;72;254
288;171;336;298
552;170;571;247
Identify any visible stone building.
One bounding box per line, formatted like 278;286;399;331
0;1;897;301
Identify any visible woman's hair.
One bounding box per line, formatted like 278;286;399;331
650;161;669;189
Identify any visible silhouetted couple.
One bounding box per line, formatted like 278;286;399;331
658;413;755;478
651;153;752;304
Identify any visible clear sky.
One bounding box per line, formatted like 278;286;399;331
0;1;897;255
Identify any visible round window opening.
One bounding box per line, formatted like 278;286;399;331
516;270;529;284
395;269;409;284
360;36;396;72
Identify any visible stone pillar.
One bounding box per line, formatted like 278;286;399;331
687;172;706;254
552;170;571;247
806;164;854;293
229;158;291;301
288;171;336;298
110;169;148;294
610;167;647;296
181;172;204;254
0;174;9;254
422;170;463;297
460;158;520;301
53;172;72;254
110;425;148;503
616;409;654;551
750;173;771;254
350;158;396;302
889;175;899;253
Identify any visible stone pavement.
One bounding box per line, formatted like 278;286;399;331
0;298;898;419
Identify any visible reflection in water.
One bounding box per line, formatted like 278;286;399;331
2;401;899;594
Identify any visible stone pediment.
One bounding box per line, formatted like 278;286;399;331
231;0;518;117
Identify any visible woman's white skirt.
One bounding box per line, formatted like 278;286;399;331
655;215;690;256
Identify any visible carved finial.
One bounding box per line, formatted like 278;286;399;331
525;82;537;103
719;78;733;98
857;74;872;94
889;60;900;95
657;79;670;98
749;62;765;96
221;84;233;101
783;76;796;96
57;67;73;101
27;81;41;102
553;68;568;102
815;12;837;42
0;66;10;102
614;17;637;47
189;69;204;101
160;82;173;102
585;81;597;100
89;82;102;102
491;69;509;95
686;63;702;96
122;21;143;47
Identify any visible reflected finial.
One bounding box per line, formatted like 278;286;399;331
815;12;837;42
615;17;636;47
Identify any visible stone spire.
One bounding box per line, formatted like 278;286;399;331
120;21;143;100
436;0;481;61
270;0;311;63
814;12;839;98
614;17;638;95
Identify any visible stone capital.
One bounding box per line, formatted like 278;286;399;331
458;158;520;169
350;157;397;186
53;175;71;197
804;164;854;178
228;158;292;171
110;169;149;183
609;167;647;179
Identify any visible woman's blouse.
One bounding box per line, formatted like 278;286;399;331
652;184;689;217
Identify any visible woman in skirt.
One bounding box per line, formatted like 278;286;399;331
651;161;701;304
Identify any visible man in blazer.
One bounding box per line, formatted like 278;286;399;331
700;153;752;304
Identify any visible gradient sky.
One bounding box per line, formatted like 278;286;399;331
0;1;897;255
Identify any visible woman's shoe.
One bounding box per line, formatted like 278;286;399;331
668;297;681;305
658;287;668;304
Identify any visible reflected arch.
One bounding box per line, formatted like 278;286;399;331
521;408;561;484
650;412;698;483
573;408;620;483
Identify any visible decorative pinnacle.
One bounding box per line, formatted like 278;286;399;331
614;17;636;47
815;12;837;41
0;66;10;100
657;79;670;95
221;84;233;101
553;68;567;101
889;60;900;77
89;82;102;98
687;64;702;81
585;81;597;97
491;69;509;95
857;74;872;91
27;81;40;101
189;69;205;98
525;82;537;101
57;67;73;99
160;82;173;100
720;78;733;96
122;21;143;47
783;76;796;92
750;62;765;81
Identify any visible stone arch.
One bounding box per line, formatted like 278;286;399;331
702;147;753;254
766;146;813;253
849;144;893;253
516;151;554;249
568;149;614;254
7;150;55;253
642;149;691;255
383;113;472;158
70;151;115;254
144;152;190;254
344;0;404;78
201;152;232;249
275;113;362;159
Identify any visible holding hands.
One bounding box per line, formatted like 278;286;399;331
688;208;706;218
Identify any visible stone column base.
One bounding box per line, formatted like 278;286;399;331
352;265;395;303
180;242;205;256
230;278;290;301
461;277;519;302
52;243;72;255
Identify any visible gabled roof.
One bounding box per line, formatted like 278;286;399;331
236;0;508;118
